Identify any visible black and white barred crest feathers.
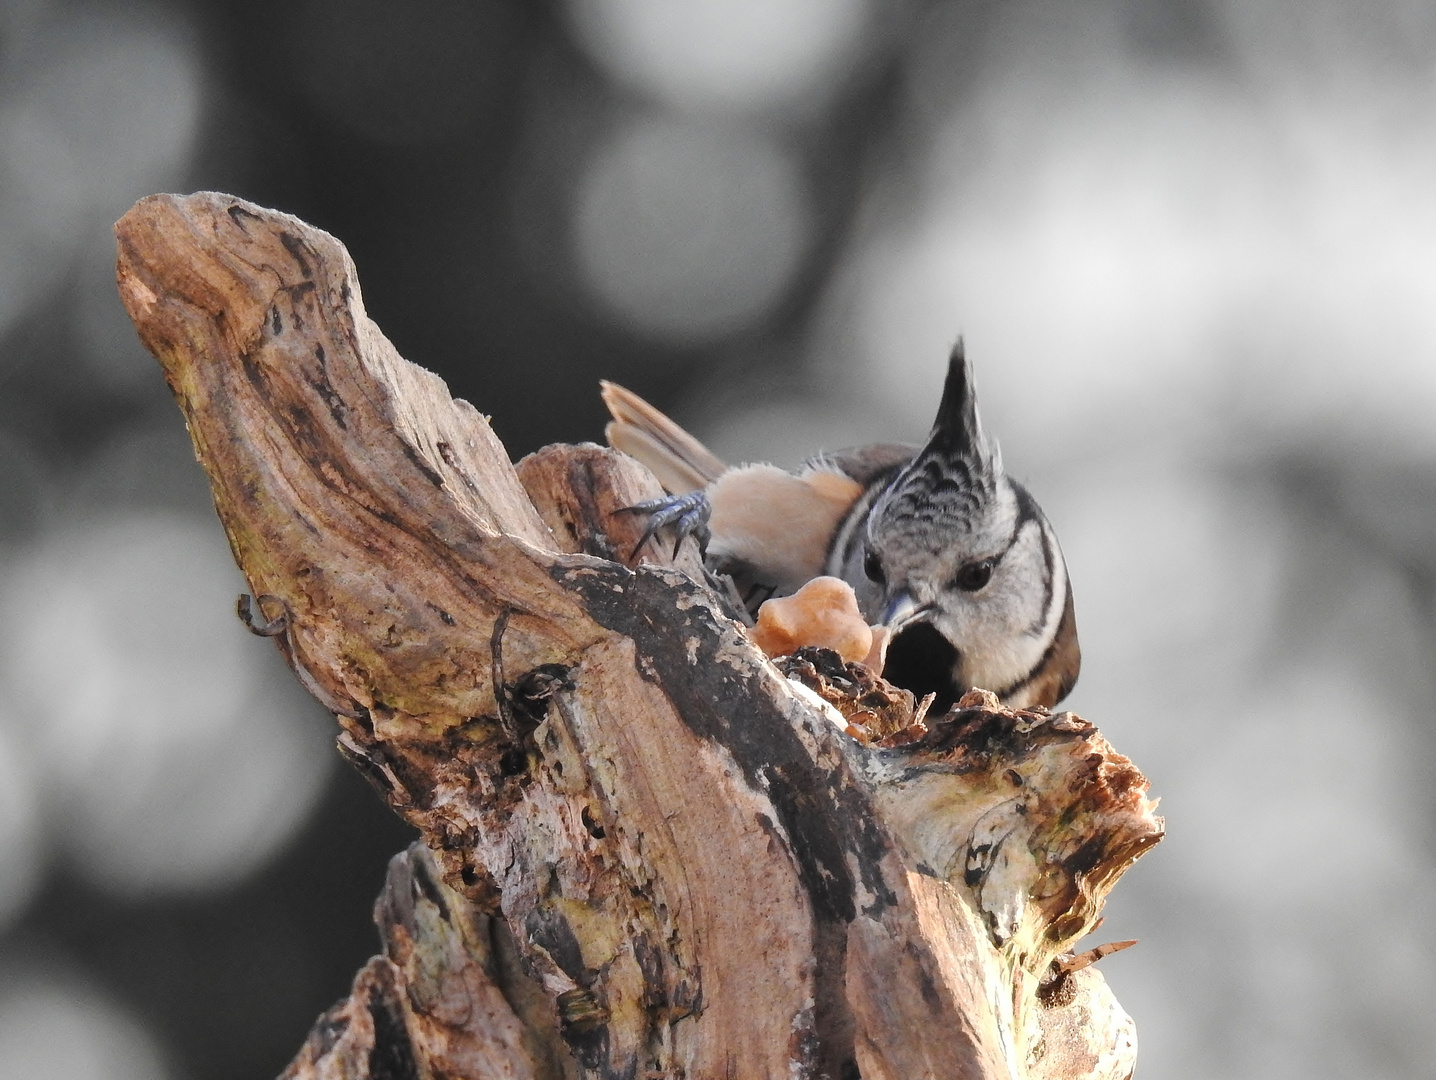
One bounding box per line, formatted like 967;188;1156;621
928;338;990;458
879;340;1002;537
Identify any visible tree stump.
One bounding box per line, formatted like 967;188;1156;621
114;192;1162;1080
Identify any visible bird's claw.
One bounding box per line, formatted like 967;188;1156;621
618;491;712;559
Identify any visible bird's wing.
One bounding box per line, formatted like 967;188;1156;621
600;381;728;494
808;442;918;487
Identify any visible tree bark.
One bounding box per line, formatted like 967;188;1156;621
115;192;1162;1080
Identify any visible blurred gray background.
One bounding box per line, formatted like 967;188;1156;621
0;0;1433;1076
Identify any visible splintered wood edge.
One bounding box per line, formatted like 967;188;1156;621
861;702;1159;1078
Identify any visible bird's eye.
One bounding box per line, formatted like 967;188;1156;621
863;549;886;585
954;558;994;592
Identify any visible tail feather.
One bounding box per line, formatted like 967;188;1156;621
600;381;727;494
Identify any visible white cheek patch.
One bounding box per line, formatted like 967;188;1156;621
937;520;1062;692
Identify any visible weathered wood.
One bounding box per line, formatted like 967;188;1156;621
116;192;1161;1080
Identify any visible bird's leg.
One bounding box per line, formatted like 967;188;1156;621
618;491;712;558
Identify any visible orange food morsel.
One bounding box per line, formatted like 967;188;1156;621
750;576;875;667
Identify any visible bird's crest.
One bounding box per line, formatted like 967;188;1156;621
870;340;1003;539
927;339;996;468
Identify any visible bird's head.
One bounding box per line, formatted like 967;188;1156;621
850;342;1078;712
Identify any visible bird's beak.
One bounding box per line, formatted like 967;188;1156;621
883;592;920;628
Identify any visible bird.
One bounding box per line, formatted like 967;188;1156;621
600;341;1080;712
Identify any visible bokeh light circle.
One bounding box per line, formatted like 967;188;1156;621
20;10;202;214
0;513;332;898
0;7;200;339
842;61;1436;458
568;0;873;114
0;973;169;1080
573;114;812;345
